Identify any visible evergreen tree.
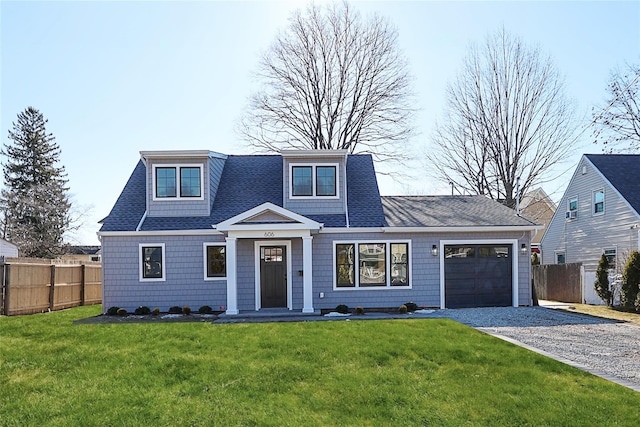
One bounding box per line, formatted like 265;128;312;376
594;253;612;306
1;107;71;258
621;250;640;308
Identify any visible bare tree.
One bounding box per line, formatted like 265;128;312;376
592;63;640;152
427;28;578;208
239;1;414;163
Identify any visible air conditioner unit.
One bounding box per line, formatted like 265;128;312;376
565;211;577;219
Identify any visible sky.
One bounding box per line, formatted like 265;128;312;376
1;0;639;245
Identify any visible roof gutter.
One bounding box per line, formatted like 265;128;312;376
381;225;543;233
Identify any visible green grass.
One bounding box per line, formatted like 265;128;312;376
1;306;639;426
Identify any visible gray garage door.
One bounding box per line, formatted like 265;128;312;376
444;244;512;308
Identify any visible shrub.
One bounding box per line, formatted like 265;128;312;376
183;306;192;315
106;306;120;316
335;304;349;314
355;306;364;315
398;304;408;314
621;250;640;308
199;305;213;314
635;293;640;313
134;306;151;315
168;306;183;314
594;254;612;306
152;307;160;316
404;302;418;312
116;308;128;316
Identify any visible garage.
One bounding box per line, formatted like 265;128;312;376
444;244;513;308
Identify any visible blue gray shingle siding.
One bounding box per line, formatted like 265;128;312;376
585;154;640;217
382;195;538;228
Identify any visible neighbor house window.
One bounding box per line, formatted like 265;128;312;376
334;241;410;289
153;165;203;200
204;243;226;279
593;189;604;215
140;244;165;281
556;252;565;264
566;196;578;220
603;248;616;271
290;164;338;198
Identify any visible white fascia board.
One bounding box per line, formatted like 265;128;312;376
280;149;348;158
320;227;384;233
140;150;215;159
381;225;542;233
98;229;224;238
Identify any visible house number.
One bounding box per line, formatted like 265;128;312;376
264;232;275;237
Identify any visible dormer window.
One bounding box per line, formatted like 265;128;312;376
153;164;203;200
290;164;338;198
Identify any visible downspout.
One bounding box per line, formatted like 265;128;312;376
344;152;350;228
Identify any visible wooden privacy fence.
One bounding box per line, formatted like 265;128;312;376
0;257;101;316
532;263;582;303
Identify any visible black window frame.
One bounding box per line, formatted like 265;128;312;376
291;166;313;196
206;245;227;278
316;166;337;197
141;245;164;280
155;167;177;198
180;167;202;198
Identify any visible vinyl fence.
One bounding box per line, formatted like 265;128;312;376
0;257;101;316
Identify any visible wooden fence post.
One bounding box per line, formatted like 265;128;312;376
49;264;56;311
80;264;86;306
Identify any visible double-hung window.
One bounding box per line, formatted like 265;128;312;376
153;164;203;200
566;196;578;220
603;248;616;271
290;164;337;198
593;189;604;215
334;241;410;289
140;244;165;281
204;243;227;280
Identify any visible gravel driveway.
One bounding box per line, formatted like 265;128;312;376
428;306;640;390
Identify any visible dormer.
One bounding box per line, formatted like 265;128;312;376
282;150;347;216
141;150;226;217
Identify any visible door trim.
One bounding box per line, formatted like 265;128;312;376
254;240;293;311
439;239;519;309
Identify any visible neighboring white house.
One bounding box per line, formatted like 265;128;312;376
0;237;18;258
541;154;640;303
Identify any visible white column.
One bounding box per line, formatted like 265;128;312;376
302;235;314;313
225;237;238;315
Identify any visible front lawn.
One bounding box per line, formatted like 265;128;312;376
1;306;638;426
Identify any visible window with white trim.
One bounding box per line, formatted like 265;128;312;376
153;164;203;200
593;189;604;215
566;196;578;220
603;248;616;271
140;244;165;281
290;164;338;198
556;251;565;265
334;241;410;289
204;243;226;280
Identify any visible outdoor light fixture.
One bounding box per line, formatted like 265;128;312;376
521;243;527;254
432;245;438;256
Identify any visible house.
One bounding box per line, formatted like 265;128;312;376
520;188;556;255
0;237;18;258
541;154;640;291
61;246;101;262
98;150;539;314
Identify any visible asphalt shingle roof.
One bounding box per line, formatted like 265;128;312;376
99;160;147;232
382;195;537;228
100;154;537;232
585;154;640;217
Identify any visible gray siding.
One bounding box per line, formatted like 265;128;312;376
541;157;640;272
102;230;532;312
146;156;211;217
101;234;227;312
283;155;346;215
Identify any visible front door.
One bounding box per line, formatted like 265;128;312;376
260;246;287;308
